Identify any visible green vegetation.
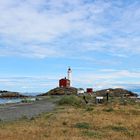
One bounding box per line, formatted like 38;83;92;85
86;106;94;111
82;130;102;138
21;98;35;103
0;95;139;140
74;122;91;129
110;125;128;132
21;115;28;120
58;95;82;106
103;107;114;112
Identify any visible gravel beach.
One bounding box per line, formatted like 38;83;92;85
0;97;60;121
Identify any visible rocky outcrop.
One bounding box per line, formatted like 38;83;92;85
0;91;28;98
38;87;78;96
94;88;138;97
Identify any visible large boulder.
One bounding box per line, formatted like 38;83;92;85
38;87;78;96
94;88;138;97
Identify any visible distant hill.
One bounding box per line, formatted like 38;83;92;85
38;87;78;96
94;88;138;97
0;90;28;98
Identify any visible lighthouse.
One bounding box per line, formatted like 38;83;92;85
67;67;72;86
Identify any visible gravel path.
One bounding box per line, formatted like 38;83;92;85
0;97;60;121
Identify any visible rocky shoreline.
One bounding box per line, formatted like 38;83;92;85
94;88;138;97
0;88;138;98
38;87;138;97
0;90;28;98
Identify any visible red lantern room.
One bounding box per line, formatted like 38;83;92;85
86;88;93;93
59;77;70;88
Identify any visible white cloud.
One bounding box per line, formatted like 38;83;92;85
0;75;59;92
1;0;140;92
0;0;139;58
73;69;140;90
0;69;140;92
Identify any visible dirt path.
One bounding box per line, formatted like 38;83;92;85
0;97;60;121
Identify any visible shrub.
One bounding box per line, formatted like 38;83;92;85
44;113;53;119
30;117;35;120
58;95;81;106
21;98;34;103
103;107;114;112
74;122;90;129
82;130;102;138
21;115;28;120
111;125;128;132
86;107;94;111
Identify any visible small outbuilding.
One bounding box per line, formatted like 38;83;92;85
96;96;104;104
77;88;85;95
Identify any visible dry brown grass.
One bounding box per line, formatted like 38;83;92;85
0;98;140;140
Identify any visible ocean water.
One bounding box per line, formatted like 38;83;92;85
0;98;22;104
0;92;40;104
22;92;41;96
131;89;140;97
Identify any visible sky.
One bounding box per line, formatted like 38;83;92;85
0;0;140;93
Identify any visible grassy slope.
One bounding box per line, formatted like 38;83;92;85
0;96;139;140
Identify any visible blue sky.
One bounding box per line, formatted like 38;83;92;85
0;0;140;93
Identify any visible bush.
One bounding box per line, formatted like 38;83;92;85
74;122;90;129
106;125;135;137
21;98;35;103
86;107;94;111
111;125;128;132
58;95;81;106
103;107;114;112
82;130;102;138
21;115;28;120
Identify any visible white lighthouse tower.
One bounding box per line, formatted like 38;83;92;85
67;67;72;86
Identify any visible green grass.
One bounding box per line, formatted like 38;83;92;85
108;125;137;137
21;98;34;103
85;106;94;111
44;113;54;119
74;122;91;129
129;109;140;115
82;130;102;138
19;115;29;120
103;107;114;112
58;95;82;107
111;125;128;132
0;98;139;140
